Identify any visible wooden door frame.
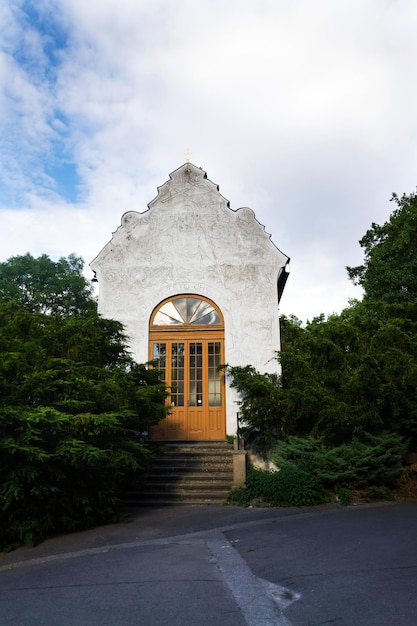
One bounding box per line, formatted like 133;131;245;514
149;295;226;441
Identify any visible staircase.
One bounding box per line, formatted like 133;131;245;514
126;441;234;506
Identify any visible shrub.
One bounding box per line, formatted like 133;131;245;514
0;258;169;550
334;485;351;506
226;486;252;506
227;433;408;509
272;433;407;490
361;486;394;502
0;402;164;550
244;467;329;507
223;365;284;453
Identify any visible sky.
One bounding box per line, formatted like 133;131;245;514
1;0;417;323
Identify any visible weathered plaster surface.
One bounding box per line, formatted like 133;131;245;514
90;163;289;435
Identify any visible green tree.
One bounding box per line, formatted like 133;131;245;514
347;191;417;304
224;191;417;508
224;364;283;453
0;255;168;548
227;301;417;450
281;304;417;445
0;252;96;315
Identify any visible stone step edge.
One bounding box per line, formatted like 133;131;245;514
141;489;232;494
128;499;230;505
145;472;233;479
129;483;232;492
150;460;233;466
125;495;229;503
152;452;233;456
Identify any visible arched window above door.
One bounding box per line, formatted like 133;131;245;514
151;295;223;327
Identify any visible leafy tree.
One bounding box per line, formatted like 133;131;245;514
282;304;417;445
229;190;417;450
0;253;96;315
347;191;417;304
0;255;168;548
272;434;408;489
343;190;417;443
227;300;417;449
227;433;407;507
224;364;283;453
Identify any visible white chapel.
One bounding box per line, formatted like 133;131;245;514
90;162;289;441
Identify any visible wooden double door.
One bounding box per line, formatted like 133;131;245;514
150;334;225;440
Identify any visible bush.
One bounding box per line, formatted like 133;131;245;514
227;433;408;509
334;485;351;506
228;467;329;508
0;406;159;549
226;486;252;506
272;433;407;490
361;486;394;502
223;365;284;453
0;258;169;550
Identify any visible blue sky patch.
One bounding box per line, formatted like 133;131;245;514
15;2;69;81
44;161;81;204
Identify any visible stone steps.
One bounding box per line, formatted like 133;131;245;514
125;441;234;506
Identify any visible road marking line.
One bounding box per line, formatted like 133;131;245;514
206;531;293;626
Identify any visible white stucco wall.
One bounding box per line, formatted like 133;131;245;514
90;163;289;435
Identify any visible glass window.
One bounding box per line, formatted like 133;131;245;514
153;296;221;326
189;342;203;406
153;343;166;381
171;342;184;406
208;341;222;407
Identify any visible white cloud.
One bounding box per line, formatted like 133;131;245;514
1;0;417;321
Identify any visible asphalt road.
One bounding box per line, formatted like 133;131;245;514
1;502;416;625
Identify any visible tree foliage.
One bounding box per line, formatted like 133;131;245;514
0;253;96;315
281;304;417;445
227;433;406;507
272;434;408;488
225;365;283;452
226;190;417;453
347;191;417;303
0;254;168;549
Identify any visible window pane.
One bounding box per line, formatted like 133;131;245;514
154;310;182;325
153;297;221;326
187;298;202;322
196;380;202;405
208;341;222;407
153;343;166;382
191;310;220;325
173;298;187;322
153;343;166;357
155;301;185;325
189;380;196;406
171;343;184;406
189;342;203;406
192;300;213;319
209;394;221;407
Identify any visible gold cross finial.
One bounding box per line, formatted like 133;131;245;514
184;147;192;163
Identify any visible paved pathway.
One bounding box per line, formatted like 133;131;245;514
1;503;416;625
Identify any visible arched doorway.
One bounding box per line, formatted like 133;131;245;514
149;295;226;441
